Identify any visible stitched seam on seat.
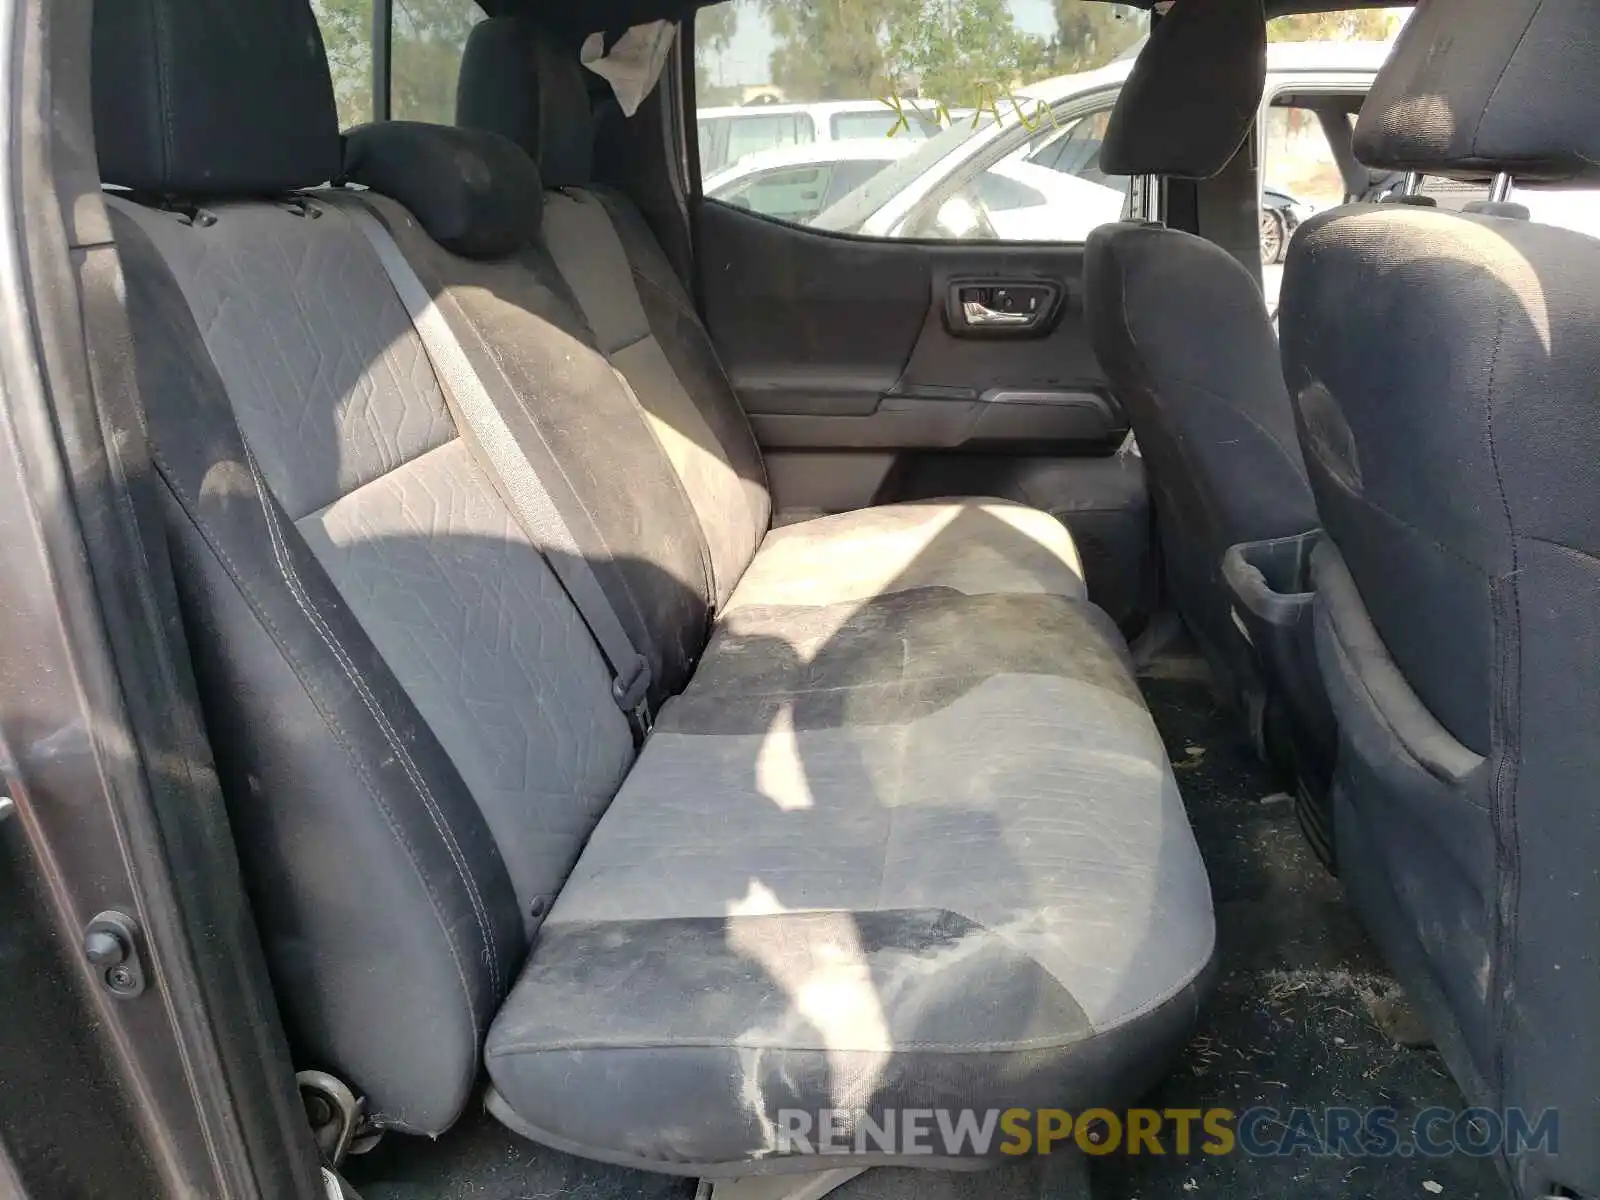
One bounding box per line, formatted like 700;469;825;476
668;673;1123;700
1110;235;1307;483
151;455;487;1050
487;950;1213;1057
591;186;772;501
247;452;505;1000
1482;304;1522;1110
149;0;175;186
1161;373;1309;483
611;329;652;356
1321;583;1489;804
1476;5;1543;159
1522;534;1600;566
630;262;700;326
1312;457;1494;576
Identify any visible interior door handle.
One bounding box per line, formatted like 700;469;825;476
946;280;1063;338
962;299;1035;327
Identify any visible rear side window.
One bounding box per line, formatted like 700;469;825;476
824;159;895;207
392;4;485;124
310;0;483;128
716;164;834;224
312;0;374;128
693;0;1147;242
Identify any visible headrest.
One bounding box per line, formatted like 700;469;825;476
1355;0;1600;182
92;0;341;196
343;123;544;260
457;19;594;188
1100;0;1266;179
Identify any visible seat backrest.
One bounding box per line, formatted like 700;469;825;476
91;0;662;1135
1086;0;1316;678
336;120;718;701
1282;1;1600;1193
457;19;772;609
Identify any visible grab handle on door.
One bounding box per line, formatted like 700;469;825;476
962;299;1034;326
946;279;1062;338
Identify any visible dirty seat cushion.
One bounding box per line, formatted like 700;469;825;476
486;590;1215;1173
727;499;1089;612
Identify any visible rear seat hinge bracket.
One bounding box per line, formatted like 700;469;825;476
297;1069;371;1170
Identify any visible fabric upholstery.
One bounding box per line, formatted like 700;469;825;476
93;0;341;195
539;186;771;608
327;189;714;702
488;591;1214;1170
105;201;524;1135
457;17;595;187
343;123;545;259
1100;0;1266;180
1086;220;1317;692
1354;0;1600;182
111;192;640;1125
729;500;1088;614
1282;201;1600;1197
91;0;1218;1167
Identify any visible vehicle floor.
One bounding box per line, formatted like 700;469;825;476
346;660;1504;1200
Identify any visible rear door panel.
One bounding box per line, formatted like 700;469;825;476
700;201;1123;452
695;200;1153;630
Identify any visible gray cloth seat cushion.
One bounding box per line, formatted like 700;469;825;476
727;498;1088;613
485;589;1215;1172
92;0;1221;1166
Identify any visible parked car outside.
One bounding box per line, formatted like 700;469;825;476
704;140;916;226
1262;186;1315;264
806;40;1396;246
697;99;955;176
706;138;1126;241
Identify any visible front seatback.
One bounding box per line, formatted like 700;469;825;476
458;20;772;609
92;0;639;1134
1086;0;1317;691
1282;1;1600;1194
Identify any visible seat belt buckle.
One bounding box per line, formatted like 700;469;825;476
612;654;653;743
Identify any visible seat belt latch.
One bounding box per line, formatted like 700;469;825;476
612;654;653;742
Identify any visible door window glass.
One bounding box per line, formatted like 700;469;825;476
311;0;375;128
717;164;836;223
392;2;485;124
823;159;896;207
694;0;1148;241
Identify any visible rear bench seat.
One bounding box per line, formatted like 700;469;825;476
92;0;1215;1178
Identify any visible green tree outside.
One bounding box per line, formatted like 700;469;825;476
311;0;373;128
392;0;484;124
1269;9;1408;41
697;3;743;104
757;0;1144;107
310;0;483;130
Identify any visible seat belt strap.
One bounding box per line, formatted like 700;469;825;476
347;202;652;742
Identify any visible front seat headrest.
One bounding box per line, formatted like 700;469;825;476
92;0;342;196
457;18;595;189
1355;0;1600;182
1100;0;1267;180
343;123;546;260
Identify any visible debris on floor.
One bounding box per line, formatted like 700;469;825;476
1090;676;1503;1200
